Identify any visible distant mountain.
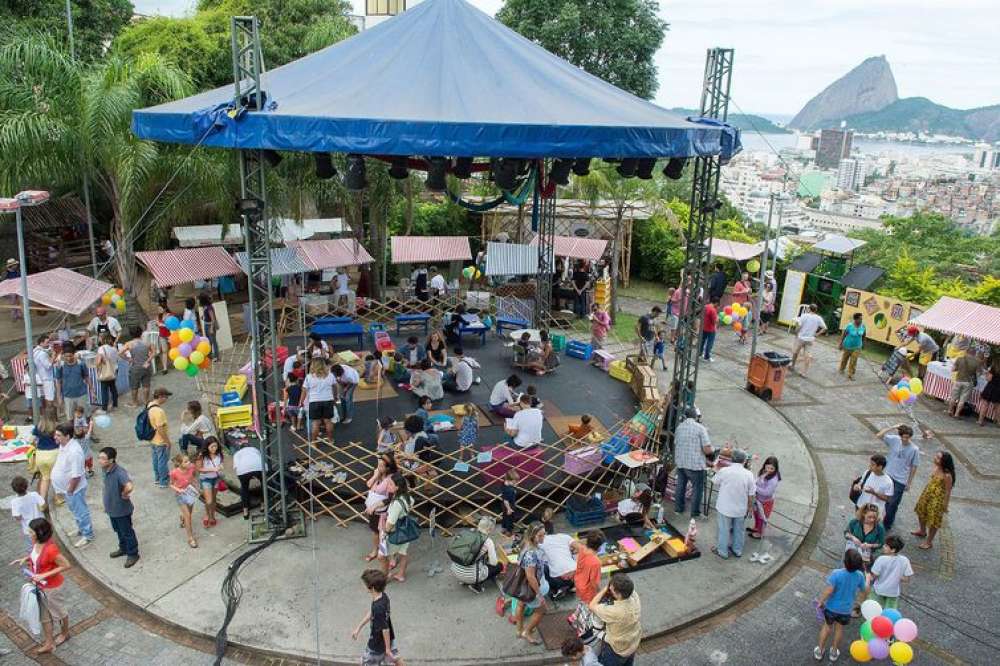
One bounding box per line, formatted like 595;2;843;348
837;98;1000;140
789;56;898;129
670;108;789;134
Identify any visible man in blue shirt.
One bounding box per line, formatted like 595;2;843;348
838;313;866;380
875;423;920;530
54;350;91;421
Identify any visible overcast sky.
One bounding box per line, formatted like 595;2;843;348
133;0;997;117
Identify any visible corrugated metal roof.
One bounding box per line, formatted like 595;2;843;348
235;248;312;276
530;235;608;261
484;242;538;276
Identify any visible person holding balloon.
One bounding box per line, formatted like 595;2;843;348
814;548;868;662
731;271;752;306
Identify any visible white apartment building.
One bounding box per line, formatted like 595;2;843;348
973;143;1000;171
802;209;883;234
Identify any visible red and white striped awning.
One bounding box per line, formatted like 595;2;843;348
0;268;113;315
136;247;242;287
530;235;608;262
908;296;1000;346
287;239;375;271
390;236;471;264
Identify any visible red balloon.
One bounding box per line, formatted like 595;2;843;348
723;306;733;315
871;615;893;639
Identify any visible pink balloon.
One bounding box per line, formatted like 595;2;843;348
894;618;918;642
179;343;193;357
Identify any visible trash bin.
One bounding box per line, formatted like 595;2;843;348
746;351;792;401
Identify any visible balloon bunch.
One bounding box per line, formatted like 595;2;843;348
887;377;922;405
100;288;127;313
163;316;212;377
462;266;482;280
850;600;917;664
722;303;750;333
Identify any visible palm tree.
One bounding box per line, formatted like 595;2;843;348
0;33;230;297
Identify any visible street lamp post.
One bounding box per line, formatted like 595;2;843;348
0;191;51;424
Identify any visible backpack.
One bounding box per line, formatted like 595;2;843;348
135;405;156;442
447;529;486;566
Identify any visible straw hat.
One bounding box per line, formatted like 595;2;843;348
6;258;17;268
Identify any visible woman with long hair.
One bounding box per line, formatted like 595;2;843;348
196;437;224;528
512;522;549;644
95;333;119;411
425;331;448;369
364;452;398;562
750;456;781;539
912;451;956;549
845;503;885;573
31;408;60;503
12;518;72;653
197;292;219;360
301;359;337;441
380;471;413;583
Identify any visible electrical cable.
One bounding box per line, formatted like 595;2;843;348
214;528;281;665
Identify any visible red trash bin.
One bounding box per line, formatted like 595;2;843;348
746;351;791;401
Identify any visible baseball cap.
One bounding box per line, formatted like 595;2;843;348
152;387;173;398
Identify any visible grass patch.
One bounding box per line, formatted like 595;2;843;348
619;278;668;303
612;312;639;340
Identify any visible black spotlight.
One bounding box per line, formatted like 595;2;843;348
425;157;449;191
616;158;638;178
315;153;337;179
549;159;573;186
262;150;282;167
663;157;688;180
572;158;591;177
453;157;473;179
492;158;520;191
636;158;656;180
345;154;367;191
388;156;409;180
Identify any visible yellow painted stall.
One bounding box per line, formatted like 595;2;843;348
840;289;924;346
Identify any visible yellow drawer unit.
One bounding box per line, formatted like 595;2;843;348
224;374;248;398
609;360;632;383
216;404;253;430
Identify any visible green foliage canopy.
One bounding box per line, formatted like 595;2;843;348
1;0;133;61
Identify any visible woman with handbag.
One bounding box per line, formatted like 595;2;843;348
380;472;416;583
95;333;119;411
511;523;550;645
11;518;72;654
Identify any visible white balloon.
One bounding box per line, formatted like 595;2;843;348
860;599;882;621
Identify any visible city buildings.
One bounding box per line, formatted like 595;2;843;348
973;143;1000;171
815;128;853;168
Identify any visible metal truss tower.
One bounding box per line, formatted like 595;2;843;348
534;161;556;323
664;48;734;448
231;16;303;541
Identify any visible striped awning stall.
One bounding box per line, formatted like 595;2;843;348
288;239;375;271
0;268;113;315
908;296;1000;346
390;236;472;264
530;234;608;261
485;241;538;276
136;247;242;287
235;248;312;277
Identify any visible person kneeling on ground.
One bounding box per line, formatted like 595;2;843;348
539;529;578;600
443;346;478;393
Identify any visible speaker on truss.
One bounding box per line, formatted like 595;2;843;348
388;156;409;180
663;157;688;180
345;154;367;191
314;153;337;179
425;157;449;191
452;157;473;179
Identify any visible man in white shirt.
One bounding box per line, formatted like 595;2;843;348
51;423;94;547
712;450;756;559
233;442;264;519
540;531;577;599
87;307;122;346
333;268;351;309
332;363;360;424
853;454;894;518
790;304;827;375
505;394;543;448
443;347;477;393
429;267;447;297
31;335;56;406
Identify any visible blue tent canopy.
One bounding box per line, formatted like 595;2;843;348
132;0;740;160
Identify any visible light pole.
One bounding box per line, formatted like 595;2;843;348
750;193;775;358
0;190;51;423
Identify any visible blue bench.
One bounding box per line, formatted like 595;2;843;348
395;313;431;336
311;322;364;349
313;316;353;326
496;317;530;336
459;325;487;346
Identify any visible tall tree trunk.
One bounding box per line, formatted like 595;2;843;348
403;176;414;235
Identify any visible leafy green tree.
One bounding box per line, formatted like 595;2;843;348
1;0;133;61
114;17;217;88
497;0;668;100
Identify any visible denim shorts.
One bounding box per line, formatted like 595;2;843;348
176;492;196;507
200;477;219;490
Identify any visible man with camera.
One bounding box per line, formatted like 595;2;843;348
587;573;642;666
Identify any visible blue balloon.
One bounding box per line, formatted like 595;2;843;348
165;315;180;331
882;608;903;624
94;414;112;429
180;320;196;330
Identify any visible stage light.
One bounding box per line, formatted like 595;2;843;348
315;153;337;179
262;150;282;167
636;158;656;180
453;157;473;179
426;157;449;191
388;156;409;180
492;158;520;191
616;158;638;178
345;154;367;191
572;158;591;177
663;157;688;180
549;159;573;186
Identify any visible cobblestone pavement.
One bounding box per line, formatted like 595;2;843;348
2;296;997;664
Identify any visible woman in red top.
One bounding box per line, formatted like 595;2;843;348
11;518;72;653
155;305;172;375
570;530;606;644
731;271;752;305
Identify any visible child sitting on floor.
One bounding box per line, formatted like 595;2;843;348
525;385;542;409
360;353;383;389
390;352;411;385
376;416;399;454
568;414;593;439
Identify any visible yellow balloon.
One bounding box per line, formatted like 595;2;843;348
189;351;205;366
178;328;195;343
115;300;126;311
101;293;112;305
168;348;180;361
849;640;871;662
173;356;189;371
889;641;913;665
196;341;211;355
896;387;911;402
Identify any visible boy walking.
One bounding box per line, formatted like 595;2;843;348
868;536;913;610
352;569;405;666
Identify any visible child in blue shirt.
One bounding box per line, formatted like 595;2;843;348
815;549;868;662
652;329;667;369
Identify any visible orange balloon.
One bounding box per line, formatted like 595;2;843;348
888;389;899;403
169;331;181;347
115;288;125;297
199;358;211;370
733;322;743;332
